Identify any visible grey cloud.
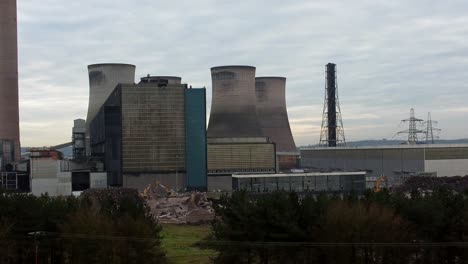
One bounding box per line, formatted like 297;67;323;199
16;0;468;146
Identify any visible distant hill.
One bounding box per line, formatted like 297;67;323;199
300;139;468;148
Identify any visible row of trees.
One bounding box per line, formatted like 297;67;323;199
210;189;468;264
0;189;166;264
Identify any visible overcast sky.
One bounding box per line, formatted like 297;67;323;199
17;0;468;147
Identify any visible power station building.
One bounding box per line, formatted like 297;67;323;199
85;63;136;154
0;0;21;167
301;144;468;186
207;137;276;174
89;76;207;191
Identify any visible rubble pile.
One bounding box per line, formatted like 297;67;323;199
143;184;214;224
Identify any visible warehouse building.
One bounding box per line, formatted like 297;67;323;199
89;76;207;191
301;144;468;186
30;148;106;196
233;171;367;193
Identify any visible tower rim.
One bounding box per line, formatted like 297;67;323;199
88;63;136;69
211;65;256;71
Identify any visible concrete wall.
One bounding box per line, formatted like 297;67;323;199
124;172;187;192
32;178;58;196
57;172;72;196
425;159;468;177
91;173;107;188
31;159;58;179
207;175;232;192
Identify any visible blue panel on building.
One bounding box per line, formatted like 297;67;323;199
185;88;207;190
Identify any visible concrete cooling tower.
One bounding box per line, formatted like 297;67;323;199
86;63;136;126
0;0;21;163
255;77;297;153
207;66;263;138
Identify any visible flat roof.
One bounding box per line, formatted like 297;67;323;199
232;171;367;179
301;144;468;151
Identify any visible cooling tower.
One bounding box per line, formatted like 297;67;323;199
255;77;297;153
86;63;136;126
0;0;21;162
207;65;263;138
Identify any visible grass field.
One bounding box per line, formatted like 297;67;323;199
161;224;217;264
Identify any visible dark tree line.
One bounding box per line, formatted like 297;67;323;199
210;189;468;264
0;189;166;264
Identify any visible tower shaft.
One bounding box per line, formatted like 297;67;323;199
0;0;21;164
319;63;346;147
326;64;337;147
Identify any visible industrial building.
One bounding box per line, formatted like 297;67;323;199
301;144;468;186
72;119;86;160
0;0;21;166
255;77;299;170
29;148;106;196
85;63;136;154
233;172;367;193
89;76;207;191
207;137;277;191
